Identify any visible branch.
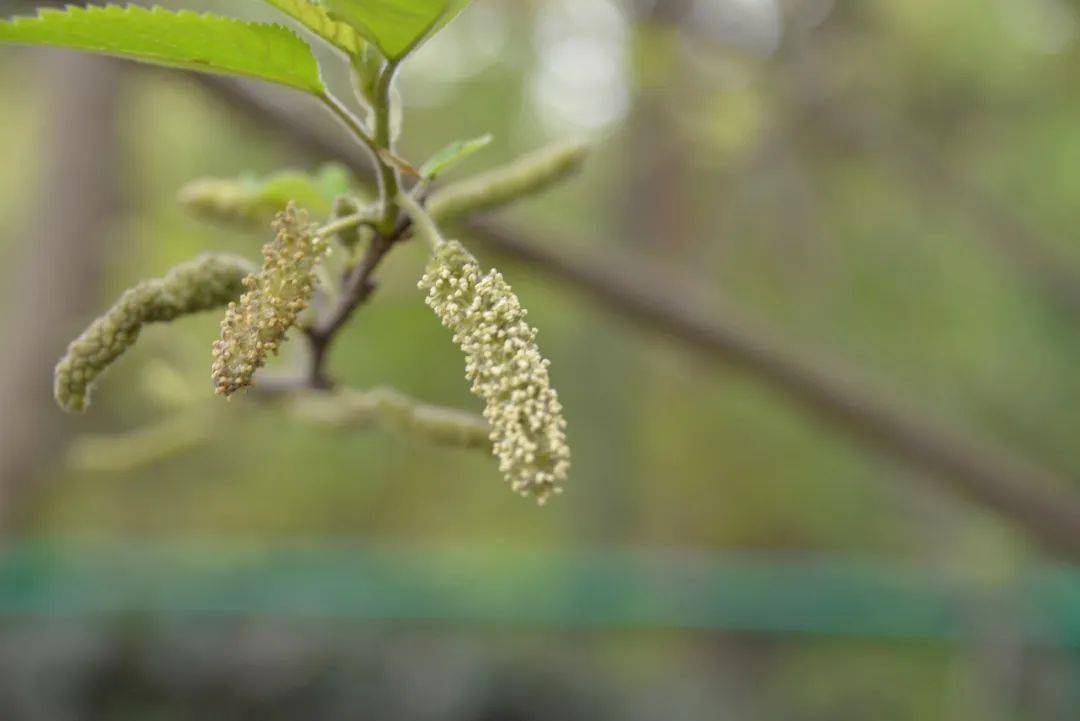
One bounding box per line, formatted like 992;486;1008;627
303;208;413;387
190;75;1080;559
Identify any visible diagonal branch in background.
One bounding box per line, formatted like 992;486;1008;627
191;75;1080;559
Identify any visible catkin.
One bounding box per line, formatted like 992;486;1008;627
292;387;491;449
178;177;268;225
54;254;254;413
178;165;359;227
211;204;327;396
419;240;570;503
426;139;588;223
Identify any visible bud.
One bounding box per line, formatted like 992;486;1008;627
367;387;490;449
54;254;253;414
419;240;570;503
292;386;491;449
331;194;363;248
212;204;327;396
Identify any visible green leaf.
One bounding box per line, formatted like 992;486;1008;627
420;134;493;179
260;0;363;56
0;5;325;95
323;0;472;61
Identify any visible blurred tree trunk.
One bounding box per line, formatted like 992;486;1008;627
0;52;123;531
565;0;698;541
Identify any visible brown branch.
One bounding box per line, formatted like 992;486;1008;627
302;235;388;387
190;75;1080;558
303;208;415;387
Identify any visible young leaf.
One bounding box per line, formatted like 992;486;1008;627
260;0;363;56
427;139;589;223
323;0;472;61
0;5;325;95
419;134;493;179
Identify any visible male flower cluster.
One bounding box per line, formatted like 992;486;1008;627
55;254;253;413
419;240;570;503
212;203;326;396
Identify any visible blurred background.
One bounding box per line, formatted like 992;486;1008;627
1;0;1080;718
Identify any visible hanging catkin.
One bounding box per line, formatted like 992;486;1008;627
54;253;254;413
212;203;327;396
419;239;570;503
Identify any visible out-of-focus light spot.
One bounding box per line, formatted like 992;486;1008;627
532;37;630;134
997;0;1078;55
536;0;629;50
689;0;782;57
530;0;631;134
402;2;510;107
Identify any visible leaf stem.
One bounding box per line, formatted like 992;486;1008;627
318;91;376;153
305;61;405;389
319;83;400;233
372;60;402;233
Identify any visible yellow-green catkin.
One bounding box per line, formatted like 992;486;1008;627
292;387;491;449
178;177;266;225
419;240;570;503
54;254;254;413
426;139;588;223
66;411;211;473
211;204;327;396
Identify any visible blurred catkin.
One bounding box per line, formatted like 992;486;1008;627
179;177;269;225
212;204;327;396
426;140;588;223
292;387;491;449
419;240;570;503
54;254;254;413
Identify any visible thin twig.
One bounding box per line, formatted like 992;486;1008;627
305;210;416;386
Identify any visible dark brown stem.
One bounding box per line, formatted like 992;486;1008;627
304;211;416;386
302;328;335;390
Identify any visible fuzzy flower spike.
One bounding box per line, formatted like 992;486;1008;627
419;239;570;503
212;203;327;396
54;254;253;413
